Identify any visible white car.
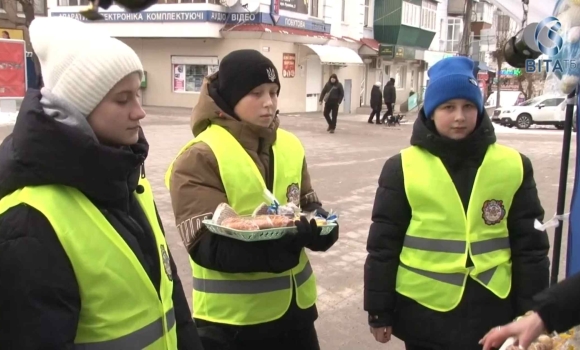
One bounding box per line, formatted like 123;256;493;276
493;95;566;129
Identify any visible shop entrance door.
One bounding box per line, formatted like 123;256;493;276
305;55;322;112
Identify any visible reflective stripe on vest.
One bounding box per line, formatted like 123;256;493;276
76;308;176;350
0;180;177;349
397;144;523;312
166;124;318;326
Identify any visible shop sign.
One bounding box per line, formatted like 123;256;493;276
378;44;394;58
500;68;522;76
282;53;296;78
394;46;416;60
50;10;331;33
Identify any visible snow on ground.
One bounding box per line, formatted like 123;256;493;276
492;124;575;135
0;112;17;126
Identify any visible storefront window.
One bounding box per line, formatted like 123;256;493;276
172;56;219;93
58;0;89;6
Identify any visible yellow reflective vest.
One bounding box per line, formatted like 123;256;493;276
166;124;317;326
0;178;177;350
397;144;523;312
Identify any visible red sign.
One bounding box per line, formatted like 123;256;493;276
282;53;295;78
0;39;26;98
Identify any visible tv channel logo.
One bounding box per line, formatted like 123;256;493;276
525;16;571;73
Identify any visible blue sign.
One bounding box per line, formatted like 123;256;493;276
50;10;330;33
568;94;580;278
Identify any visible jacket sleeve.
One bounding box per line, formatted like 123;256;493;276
533;271;580;333
169;143;300;274
299;158;339;252
0;205;80;350
508;154;550;316
338;83;345;104
319;83;329;102
364;154;410;328
154;206;203;350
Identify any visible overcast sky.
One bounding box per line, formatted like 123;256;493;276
488;0;555;23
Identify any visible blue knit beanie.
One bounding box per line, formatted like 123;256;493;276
423;56;483;118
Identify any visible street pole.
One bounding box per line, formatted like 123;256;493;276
551;90;576;285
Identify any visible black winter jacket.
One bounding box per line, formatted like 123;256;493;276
370;85;382;110
319;74;344;105
534;271;580;333
364;110;550;349
383;80;396;104
0;90;203;350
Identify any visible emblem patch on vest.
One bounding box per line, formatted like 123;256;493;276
286;183;300;205
482;199;506;225
160;244;173;281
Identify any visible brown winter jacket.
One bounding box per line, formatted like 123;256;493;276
169;73;322;252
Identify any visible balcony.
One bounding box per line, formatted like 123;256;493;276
471;1;493;34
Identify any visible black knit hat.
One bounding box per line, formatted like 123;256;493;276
217;50;281;110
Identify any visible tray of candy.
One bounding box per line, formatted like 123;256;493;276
202;219;337;242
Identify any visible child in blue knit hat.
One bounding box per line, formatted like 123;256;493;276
364;56;549;350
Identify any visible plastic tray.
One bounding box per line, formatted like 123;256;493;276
202;220;336;242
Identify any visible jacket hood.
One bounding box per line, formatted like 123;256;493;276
410;108;496;165
190;73;280;151
329;74;338;83
386;80;395;87
0;89;148;208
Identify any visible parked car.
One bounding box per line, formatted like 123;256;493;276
492;94;566;129
555;99;577;132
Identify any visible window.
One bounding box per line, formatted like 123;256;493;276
341;0;345;22
364;0;370;27
394;66;406;89
401;1;421;28
540;98;565;107
421;0;436;32
310;0;319;17
172;56;219;93
57;0;90;5
446;17;462;52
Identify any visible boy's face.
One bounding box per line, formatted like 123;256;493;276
432;98;478;140
234;82;279;128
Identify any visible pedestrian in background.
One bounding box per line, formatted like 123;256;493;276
319;73;344;133
368;81;383;124
382;78;396;123
364;56;549;350
0;17;202;349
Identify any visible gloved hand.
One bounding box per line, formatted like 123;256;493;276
293;216;321;249
308;222;339;252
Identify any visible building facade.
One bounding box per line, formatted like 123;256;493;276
48;0;370;113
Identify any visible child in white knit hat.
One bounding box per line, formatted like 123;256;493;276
0;17;203;350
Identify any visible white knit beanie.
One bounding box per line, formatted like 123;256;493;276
29;17;143;116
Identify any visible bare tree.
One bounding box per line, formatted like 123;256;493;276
458;0;474;56
516;71;545;100
1;0;41;81
490;12;518;108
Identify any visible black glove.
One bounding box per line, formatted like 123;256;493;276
279;216;320;253
308;222;339;252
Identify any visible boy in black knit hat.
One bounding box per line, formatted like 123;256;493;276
167;49;340;350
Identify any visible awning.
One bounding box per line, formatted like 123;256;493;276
303;44;364;65
221;24;331;39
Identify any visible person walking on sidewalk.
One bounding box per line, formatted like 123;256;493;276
368;82;383;124
364;57;549;350
382;78;396;123
319;73;344;133
166;49;339;350
0;17;203;350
